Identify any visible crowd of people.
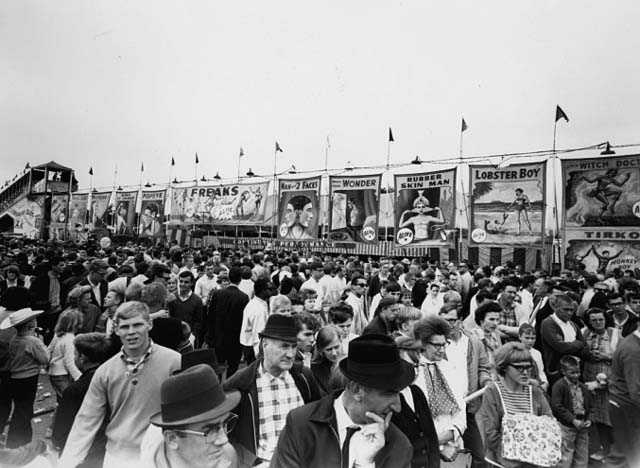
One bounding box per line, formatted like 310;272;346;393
0;236;639;468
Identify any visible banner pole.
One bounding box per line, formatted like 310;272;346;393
273;148;278;240
551;120;562;271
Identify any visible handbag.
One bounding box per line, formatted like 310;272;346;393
495;383;561;467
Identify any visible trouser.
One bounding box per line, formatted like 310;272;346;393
607;399;640;468
50;374;73;403
559;424;589;468
0;371;12;432
242;345;256;367
6;375;39;448
463;411;485;468
216;344;243;378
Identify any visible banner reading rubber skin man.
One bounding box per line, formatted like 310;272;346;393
277;176;321;240
469;162;546;246
394;169;456;246
328;174;381;243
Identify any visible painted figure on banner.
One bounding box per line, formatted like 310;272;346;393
112;191;138;236
329;175;381;243
469;163;545;245
277;177;321;240
563;155;640;228
567;241;640;274
394;170;456;246
7;196;44;239
89;193;113;230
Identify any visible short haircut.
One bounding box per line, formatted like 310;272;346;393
270;294;292;313
521;275;535;289
475;301;503;326
494;342;532;376
294;312;321;333
254;278;272;297
413;316;451;343
443;290;461;304
518;323;535;336
240;266;252;280
74;332;114;364
55;310;82;337
140;282;167;309
329;302;354;323
106;289;124;304
373;296;397;317
476;289;497;303
608;292;624;302
549;293;574;310
299;288;318;301
559;355;580;371
114;301;150;324
67;285;92;308
228;266;243;284
438;302;459;317
125;281;144;301
393;306;421;329
309;262;323;271
147;262;170;279
89;259;108;273
385;282;402;293
178;270;194;283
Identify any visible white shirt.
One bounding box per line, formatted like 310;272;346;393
345;292;367;335
239;297;269;354
445;333;469;398
194;275;217;303
519;289;534;318
333;393;375;468
420;293;443;318
238;279;254;299
86;275;101;306
550;313;577;342
529;347;548;386
300;277;325;309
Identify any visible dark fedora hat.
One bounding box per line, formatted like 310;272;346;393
150;364;240;427
258;314;297;343
339;334;415;391
181;348;227;376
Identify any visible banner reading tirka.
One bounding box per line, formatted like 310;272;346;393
329;174;381;243
170;182;268;225
394;169;456;246
277;176;321;240
139;190;166;237
469;162;546;246
113;191;138;236
563;154;640;229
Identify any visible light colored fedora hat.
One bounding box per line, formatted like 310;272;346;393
0;308;44;330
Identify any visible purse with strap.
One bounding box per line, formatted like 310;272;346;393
495;383;561;467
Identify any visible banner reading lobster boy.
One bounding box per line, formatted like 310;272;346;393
469;162;546;246
139;190;166;237
277;176;321;240
562;154;640;273
329;174;381;243
394;169;456;246
170;182;269;225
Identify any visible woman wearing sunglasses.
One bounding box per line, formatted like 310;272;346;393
477;342;554;467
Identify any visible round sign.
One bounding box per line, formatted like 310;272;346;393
633;201;640;218
396;228;414;246
471;228;487;243
99;237;112;249
279;225;289;238
361;226;376;242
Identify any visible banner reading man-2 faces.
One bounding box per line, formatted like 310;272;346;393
329;174;381;243
277;176;320;240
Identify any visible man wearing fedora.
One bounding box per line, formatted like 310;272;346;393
59;301;181;468
223;314;323;467
270;334;414;468
140;364;242;468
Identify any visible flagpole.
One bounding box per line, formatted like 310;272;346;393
385;131;392;243
237;153;241;183
324;137;330;241
113;165;118;192
459;118;471;264
551;118;561;271
273;145;278;240
195;153;198;186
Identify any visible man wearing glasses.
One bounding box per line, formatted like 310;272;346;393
345;276;369;335
608;292;638;338
141;364;242;468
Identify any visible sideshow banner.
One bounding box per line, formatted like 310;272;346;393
90;192;113;230
113;191;138;235
170;182;268;225
563;155;640;228
277;176;321;240
329;174;381;243
469;163;545;245
49;194;69;240
7;196;44;239
139;190;166;237
69;193;88;228
566;239;640;274
394;169;456;246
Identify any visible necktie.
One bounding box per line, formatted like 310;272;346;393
342;426;361;468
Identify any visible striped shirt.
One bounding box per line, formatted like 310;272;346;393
496;379;532;414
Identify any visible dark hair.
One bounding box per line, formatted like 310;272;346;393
240;266;252;280
559;355;580;371
228;266;243;284
518;323;535;336
74;332;114;364
177;270;194;283
494;342;532;376
294;312;321;333
373;296;397;317
254;278;272;297
413;316;451;343
475;301;503;326
476;289;497;303
147;262;170;279
521;275;535;289
386;282;402;293
329;302;354;324
584;307;607;331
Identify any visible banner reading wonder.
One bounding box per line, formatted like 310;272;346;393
277;176;321;240
469;162;546;246
113;191;138;236
329;174;381;243
394;169;456;246
170;182;269;225
139;190;166;237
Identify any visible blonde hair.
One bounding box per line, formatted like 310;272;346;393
113;301;150;324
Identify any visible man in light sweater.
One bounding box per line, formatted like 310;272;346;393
58;301;181;468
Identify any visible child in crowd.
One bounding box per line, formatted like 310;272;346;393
519;323;548;392
328;302;357;356
551;356;592;468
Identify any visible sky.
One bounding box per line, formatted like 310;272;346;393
2;1;640;192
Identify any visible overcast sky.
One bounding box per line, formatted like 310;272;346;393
2;1;640;190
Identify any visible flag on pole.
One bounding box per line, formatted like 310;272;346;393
195;153;199;164
555;105;569;123
239;147;244;157
141;163;144;172
461;118;468;132
88;167;93;176
275;141;283;152
171;157;175;166
388;127;394;142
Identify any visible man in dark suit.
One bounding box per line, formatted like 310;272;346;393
206;266;249;376
29;259;64;343
78;259;109;311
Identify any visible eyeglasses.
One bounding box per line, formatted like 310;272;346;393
174;414;238;439
509;364;532;373
356;283;367;287
609;301;624;306
425;340;449;349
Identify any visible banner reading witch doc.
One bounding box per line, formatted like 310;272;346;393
277;176;321;240
89;192;113;231
563;155;640;229
170;182;268;225
469;163;546;246
113;191;138;236
329;174;381;243
394;169;456;246
139;190;166;237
